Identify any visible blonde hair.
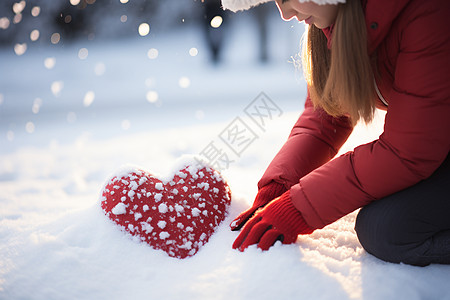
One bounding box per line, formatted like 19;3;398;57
302;0;375;124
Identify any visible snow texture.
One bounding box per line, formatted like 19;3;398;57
1;12;449;300
112;202;127;215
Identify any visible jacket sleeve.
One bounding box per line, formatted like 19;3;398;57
291;4;450;229
258;90;354;190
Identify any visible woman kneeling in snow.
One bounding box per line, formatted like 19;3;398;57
223;0;450;266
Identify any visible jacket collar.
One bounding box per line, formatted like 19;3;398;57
321;0;411;54
322;24;334;49
364;0;411;54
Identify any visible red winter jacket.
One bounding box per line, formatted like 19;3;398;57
259;0;450;229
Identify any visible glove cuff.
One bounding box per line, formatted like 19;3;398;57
253;181;287;208
269;191;314;235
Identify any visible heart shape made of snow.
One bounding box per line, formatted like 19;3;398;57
100;160;231;259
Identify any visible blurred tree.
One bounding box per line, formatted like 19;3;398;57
54;1;90;41
254;4;269;63
0;0;196;47
199;0;229;63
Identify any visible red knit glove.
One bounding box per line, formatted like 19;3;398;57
230;181;287;231
232;190;314;251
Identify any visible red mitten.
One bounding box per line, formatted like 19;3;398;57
230;181;287;231
232;190;314;251
101;161;231;259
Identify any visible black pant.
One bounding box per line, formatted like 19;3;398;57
355;153;450;267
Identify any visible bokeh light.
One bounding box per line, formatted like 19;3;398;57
30;29;40;42
13;14;22;24
146;91;159;103
83;91;95;107
14;43;27;56
25;122;35;134
64;15;72;24
0;18;10;29
51;33;61;44
189;48;198;57
31;6;41;17
138;23;150;36
147;48;159;59
44;57;56;69
32;98;42;114
210;16;223;28
44;57;56;70
51;81;64;97
78;48;89;60
178;77;191;89
13;1;26;14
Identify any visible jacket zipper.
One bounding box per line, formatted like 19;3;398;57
374;78;388;107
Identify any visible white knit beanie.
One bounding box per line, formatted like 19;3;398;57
222;0;346;12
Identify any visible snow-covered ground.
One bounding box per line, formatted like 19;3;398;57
1;10;449;300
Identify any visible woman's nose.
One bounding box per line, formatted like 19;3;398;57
276;3;297;21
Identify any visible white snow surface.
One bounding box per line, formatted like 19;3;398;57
1;13;449;300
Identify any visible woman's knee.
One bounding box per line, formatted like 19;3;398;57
355;204;398;263
355;156;450;266
355;203;431;266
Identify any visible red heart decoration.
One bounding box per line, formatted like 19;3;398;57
100;161;231;259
